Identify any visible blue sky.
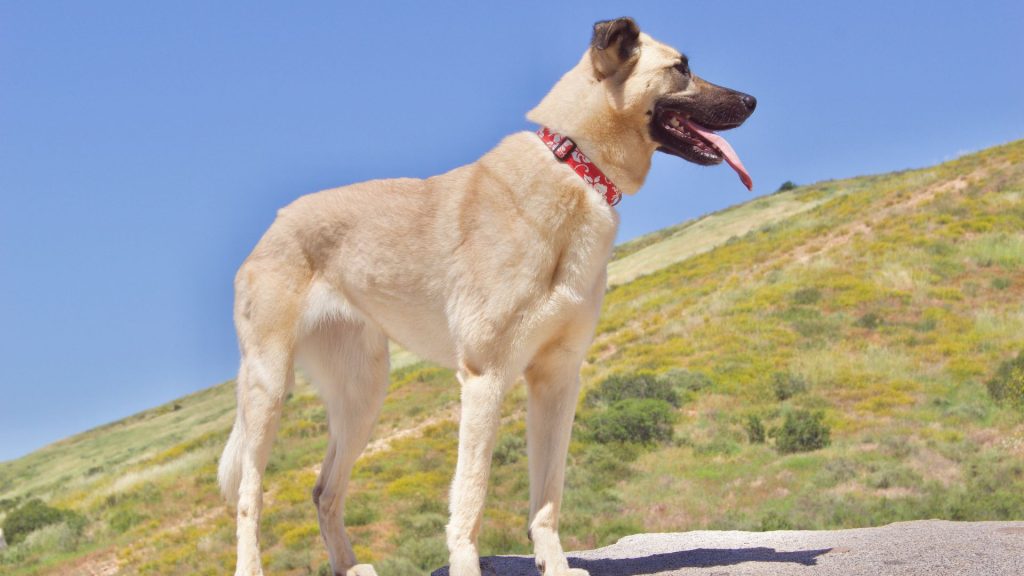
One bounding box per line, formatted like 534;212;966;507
2;1;1022;461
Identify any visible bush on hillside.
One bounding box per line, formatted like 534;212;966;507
580;443;637;482
772;410;831;454
108;508;147;534
585;372;681;408
0;496;23;514
585;398;677;445
660;368;714;393
759;510;794;531
2;499;83;545
987;350;1024;407
991;277;1011;290
493;433;526;465
22;521;82;554
791;287;822;305
855;311;885;329
344;494;379;527
775;181;798;193
393;534;448;571
745;414;766;444
771;372;809;401
371;557;421;576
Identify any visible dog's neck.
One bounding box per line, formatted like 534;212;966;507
526;54;657;196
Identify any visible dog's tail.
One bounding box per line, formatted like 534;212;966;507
218;406;245;506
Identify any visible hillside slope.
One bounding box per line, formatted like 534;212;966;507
2;140;1023;576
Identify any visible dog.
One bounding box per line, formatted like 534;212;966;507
218;17;755;576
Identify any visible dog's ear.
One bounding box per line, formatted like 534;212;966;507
590;17;640;80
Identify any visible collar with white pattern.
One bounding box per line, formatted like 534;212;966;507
536;127;622;206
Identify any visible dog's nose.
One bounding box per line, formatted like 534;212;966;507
740;93;757;112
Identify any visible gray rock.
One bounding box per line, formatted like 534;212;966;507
431;520;1024;576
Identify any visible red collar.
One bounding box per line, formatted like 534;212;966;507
536;127;622;206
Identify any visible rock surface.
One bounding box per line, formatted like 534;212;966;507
431;520;1024;576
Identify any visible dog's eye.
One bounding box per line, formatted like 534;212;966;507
674;61;690;77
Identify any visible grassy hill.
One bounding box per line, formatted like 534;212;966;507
2;140;1023;575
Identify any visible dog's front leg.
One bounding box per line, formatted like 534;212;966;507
446;367;512;576
524;349;590;576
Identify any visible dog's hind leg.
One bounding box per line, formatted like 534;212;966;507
231;336;296;576
524;341;592;576
234;350;294;573
301;316;389;576
224;260;307;576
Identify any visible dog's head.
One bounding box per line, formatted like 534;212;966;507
593;17;756;189
530;17;756;191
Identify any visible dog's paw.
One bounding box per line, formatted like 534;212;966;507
535;557;589;576
447;546;482;576
345;564;378;576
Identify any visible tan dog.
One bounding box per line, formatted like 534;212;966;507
218;17;755;576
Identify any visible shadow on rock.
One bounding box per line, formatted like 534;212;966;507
575;547;832;575
431;547;832;576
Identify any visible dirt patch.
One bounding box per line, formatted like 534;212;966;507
774;168;984;270
829;480;863;496
68;550;120;576
909;446;962;487
994;425;1024;456
793;222;873;265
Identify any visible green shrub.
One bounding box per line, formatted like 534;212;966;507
966;233;1024;269
108;508;146;534
660;369;714;393
374;557;422;576
585;372;680;408
268;547;311;570
745;415;766;443
393;535;448;570
867;466;921;490
855;311;885;329
579;443;637;481
479;525;529;555
991;277;1011;290
344;494;379;527
0;496;23;514
771;372;809;401
776;181;798;193
781;306;842;342
21;521;81;554
595;517;644;544
585;398;677;445
987;350;1024;407
772;410;831;454
493;434;526;465
396;512;445;538
759;510;793;531
819;458;859;484
791;287;822;305
694;436;741;456
2;499;81;545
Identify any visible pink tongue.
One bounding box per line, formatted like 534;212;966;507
686;120;753;191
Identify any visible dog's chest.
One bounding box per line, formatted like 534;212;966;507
530;200;617;322
556;225;613;297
